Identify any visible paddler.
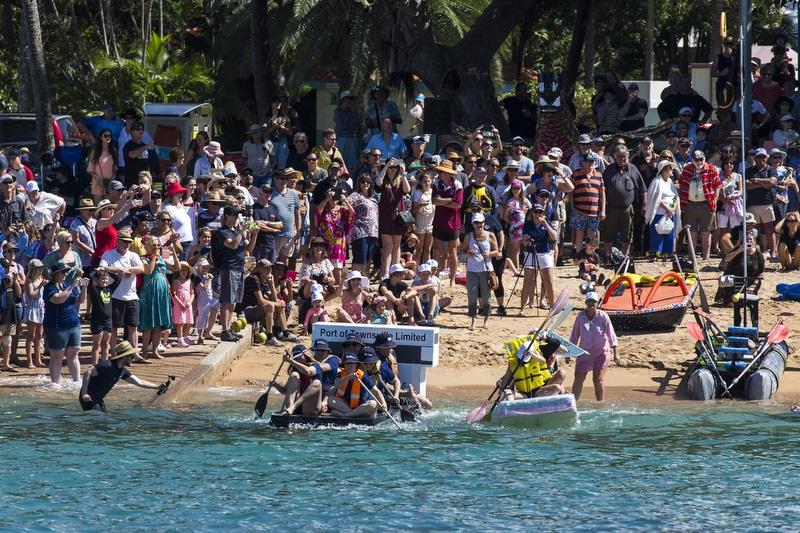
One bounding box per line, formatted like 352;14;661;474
497;335;566;401
79;341;165;412
278;339;340;416
569;291;618;401
360;346;401;406
373;332;433;409
329;352;388;418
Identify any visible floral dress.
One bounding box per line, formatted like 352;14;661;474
316;205;355;268
506;197;531;241
139;256;173;331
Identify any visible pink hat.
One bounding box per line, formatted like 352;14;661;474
203;141;224;157
373;296;387;305
511;179;523;190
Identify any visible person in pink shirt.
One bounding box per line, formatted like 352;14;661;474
569;291;618;401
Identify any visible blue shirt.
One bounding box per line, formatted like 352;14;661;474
366;132;407;160
43;282;81;328
269;188;301;238
522;220;553;253
312;356;341;387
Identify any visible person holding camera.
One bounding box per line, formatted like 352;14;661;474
43;261;86;383
122;122;155;188
376;158;411;278
268;168;302;264
316;185;355;282
518;204;557;315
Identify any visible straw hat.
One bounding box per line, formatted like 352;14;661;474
117;228;134;242
201;191;228;207
434;160;457;175
111;340;139;360
534;155;557;166
179;261;194;276
75;198;96;211
94;198;117;216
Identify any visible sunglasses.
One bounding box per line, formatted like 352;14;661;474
2;250;14;254
294;140;307;144
488;163;499;167
158;218;172;222
307;158;317;162
679;143;691;148
131;128;144;132
101;134;111;139
235;196;245;201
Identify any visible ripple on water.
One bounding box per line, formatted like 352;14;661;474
1;399;799;531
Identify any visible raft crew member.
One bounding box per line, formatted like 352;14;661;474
279;339;341;416
373;333;433;410
498;335;566;401
329;353;387;418
359;346;401;406
79;341;162;412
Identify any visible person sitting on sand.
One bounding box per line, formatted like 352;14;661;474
79;341;164;412
367;296;395;324
411;262;439;325
379;263;422;323
278;340;341;416
334;269;372;323
576;238;604;284
569;291;618;401
497;335;566;401
329;353;387;418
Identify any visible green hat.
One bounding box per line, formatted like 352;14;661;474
111;341;139;360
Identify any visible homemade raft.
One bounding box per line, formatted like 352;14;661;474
270;412;393;428
490;394;578;428
686;323;790;401
601;271;697;331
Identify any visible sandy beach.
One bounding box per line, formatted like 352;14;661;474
220;257;800;407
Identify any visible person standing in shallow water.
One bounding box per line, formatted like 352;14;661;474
79;341;164;412
569;291;618;401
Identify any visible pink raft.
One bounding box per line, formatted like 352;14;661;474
490;394;578;428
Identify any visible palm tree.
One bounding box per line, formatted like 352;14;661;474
97;33;212;108
20;0;54;154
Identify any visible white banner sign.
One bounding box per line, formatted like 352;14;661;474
312;322;439;367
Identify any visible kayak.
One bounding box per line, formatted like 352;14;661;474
490;394;578;429
601;271;697;332
270;411;393;428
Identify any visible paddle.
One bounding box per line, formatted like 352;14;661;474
722;324;791;396
156;375;176;396
683;225;710;313
374;373;416;422
686;322;732;399
253;352;288;419
357;376;403;430
465;292;570;424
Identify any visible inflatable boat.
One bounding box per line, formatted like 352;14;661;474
490;394;578;428
687;325;789;401
601;271;697;331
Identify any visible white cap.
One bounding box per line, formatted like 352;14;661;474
311;291;324;303
339;90;353;100
418;263;431;273
426;259;439;269
25;181;39;193
471;212;485;223
547;147;563;158
585;291;600;303
389;263;405;275
678;106;693;115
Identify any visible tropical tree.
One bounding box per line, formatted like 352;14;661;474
97;33;212;109
20;0;54;153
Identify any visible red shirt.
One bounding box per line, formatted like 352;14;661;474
678;163;722;212
92;223;118;264
432;177;464;231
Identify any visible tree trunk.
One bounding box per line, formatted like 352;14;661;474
582;3;595;87
250;0;271;122
17;9;33;113
563;0;592;103
20;0;54;154
708;0;723;62
644;0;654;80
514;7;536;80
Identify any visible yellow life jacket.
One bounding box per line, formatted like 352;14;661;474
503;335;552;393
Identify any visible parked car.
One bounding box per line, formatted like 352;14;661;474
0;113;81;163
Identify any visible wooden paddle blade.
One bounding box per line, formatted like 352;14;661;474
686;322;705;341
253;392;269;418
465;400;489;423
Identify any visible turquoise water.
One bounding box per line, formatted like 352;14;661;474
2;387;800;531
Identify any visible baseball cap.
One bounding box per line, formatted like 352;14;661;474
471;212;485;223
511;136;526;145
547;147;563;159
25;181;39;193
628;82;639;91
108;180;126;191
389;263;405;275
585;291;600;303
753;148;768;158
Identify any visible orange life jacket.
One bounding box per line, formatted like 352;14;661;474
335;368;364;409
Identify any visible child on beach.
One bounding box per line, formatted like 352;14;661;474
502;179;531;271
368;296;395;325
171;262;195;348
303;292;330;334
412;262;439;325
576;238;604;284
22;259;46;368
193;258;220;344
88;267;116;364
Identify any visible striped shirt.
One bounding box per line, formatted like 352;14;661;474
571;170;604;217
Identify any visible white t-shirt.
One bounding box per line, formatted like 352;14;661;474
99;248;143;300
29;191;65;230
162;203;194;243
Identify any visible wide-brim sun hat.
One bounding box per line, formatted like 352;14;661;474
94;199;117;216
657;160;676;175
111;341;139;360
345;270;369;288
434;160;457;175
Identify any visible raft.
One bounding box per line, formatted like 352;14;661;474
490;394;578;428
601;271;697;331
687;335;789;401
270;412;391;428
